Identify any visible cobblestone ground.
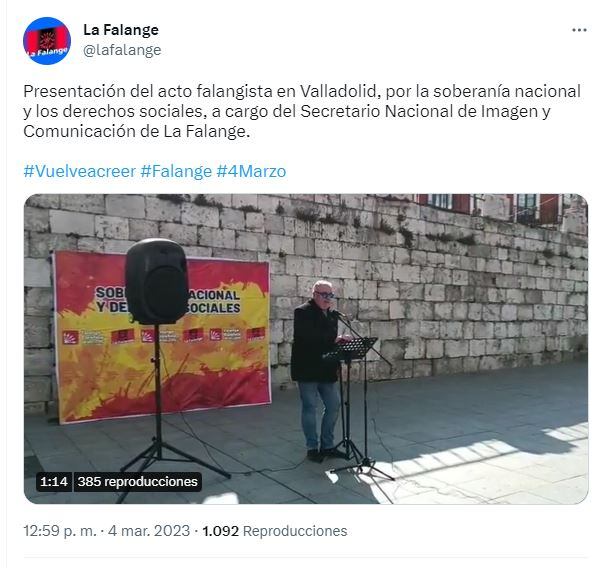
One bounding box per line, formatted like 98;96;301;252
25;361;587;505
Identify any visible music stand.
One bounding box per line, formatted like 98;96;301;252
326;338;376;463
329;334;395;481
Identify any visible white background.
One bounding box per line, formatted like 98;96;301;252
2;0;602;566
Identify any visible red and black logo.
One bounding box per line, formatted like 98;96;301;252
24;18;71;65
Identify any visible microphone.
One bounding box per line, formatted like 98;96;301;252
331;309;349;320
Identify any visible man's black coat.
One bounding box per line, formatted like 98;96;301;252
290;299;339;383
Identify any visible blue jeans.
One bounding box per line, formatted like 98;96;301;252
297;381;340;450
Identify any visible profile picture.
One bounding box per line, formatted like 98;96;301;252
24;17;71;65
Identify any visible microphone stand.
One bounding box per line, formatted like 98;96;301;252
331;311;394;480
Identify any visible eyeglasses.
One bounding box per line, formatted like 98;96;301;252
315;291;336;299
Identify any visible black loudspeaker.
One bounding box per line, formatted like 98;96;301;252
125;238;189;325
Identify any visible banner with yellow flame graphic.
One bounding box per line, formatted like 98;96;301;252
53;251;271;424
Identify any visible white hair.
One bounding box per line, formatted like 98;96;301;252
312;280;333;292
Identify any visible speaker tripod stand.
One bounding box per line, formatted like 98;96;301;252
116;324;231;504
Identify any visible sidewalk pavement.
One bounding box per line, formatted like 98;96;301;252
24;360;587;505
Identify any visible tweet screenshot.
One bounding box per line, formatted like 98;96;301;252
3;0;601;566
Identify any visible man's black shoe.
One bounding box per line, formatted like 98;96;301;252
307;449;324;463
320;447;348;459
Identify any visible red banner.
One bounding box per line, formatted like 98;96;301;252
53;251;271;423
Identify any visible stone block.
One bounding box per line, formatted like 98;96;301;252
487;288;506;303
483;304;501;321
24;207;49;232
445;340;469;357
343;244;370;262
59;194;105;213
213;248;257;261
479;356;506;371
159;223;197;245
413;360;434;377
104;239;136;253
358;300;389;320
451;270;469;286
264;213;285;235
268;235;295;255
517;305;534;320
370;321;399;339
232;195;259;209
294;237;315;257
474;322;494;339
463;357;481;373
501;305;517;321
106;195;146;218
470;340;486;356
433;268;452;285
517;337;546;354
393;265;420;283
24;376;52;403
399;283;424;300
389;301;405;319
285;256;322;277
377;281;399;300
146;196;181;221
77;237;104;252
314;239;342;258
463;321;474;339
182;246;212;258
380;339;408;363
362;280;378;299
425;340;444;358
467;303;483;320
25;316;51;348
492;323;507;338
395;248;411;264
26;194;60;208
453;303;468;320
419;267;435;283
434;302;453;320
278;342;292;365
24;348;54;375
441;321;463;339
28;232;78;258
371;263;392;281
50;210;95;236
25;287;53;316
506;289;524;303
270;275;297;296
182;203;220;227
433;357;464;375
406;301;434;321
419;321;440;338
343;279;362;299
95;215;129;240
485;339;515;355
271;296;304;319
404;338;425;359
271;365;291;386
521;322;541;337
198;227;235;248
245;212;265;232
534;305;553;320
129;219;160;240
269;319;284;344
25;258;51;287
424;284;445;301
322;259;356;279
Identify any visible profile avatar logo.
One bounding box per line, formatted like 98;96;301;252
24;17;71;65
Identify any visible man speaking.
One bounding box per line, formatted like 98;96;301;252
291;280;351;463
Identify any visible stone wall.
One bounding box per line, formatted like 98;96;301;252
24;194;588;413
